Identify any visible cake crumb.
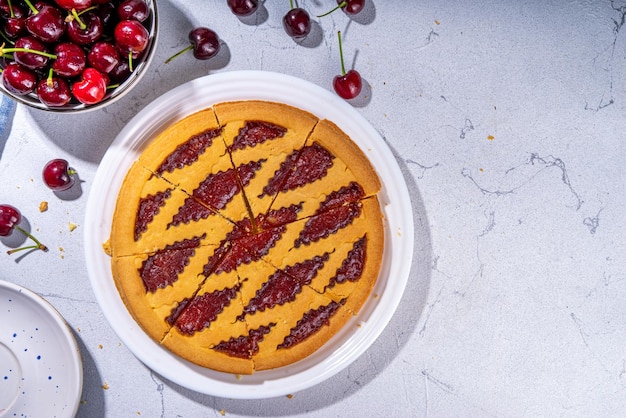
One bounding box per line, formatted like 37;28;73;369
286;394;294;399
39;201;48;212
102;240;112;256
98;344;103;349
219;410;226;416
69;222;78;232
487;135;495;141
102;382;109;390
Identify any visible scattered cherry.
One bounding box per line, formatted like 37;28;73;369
42;158;76;190
332;31;362;99
283;2;311;40
227;0;258;17
165;27;220;63
0;204;48;255
72;67;107;104
318;0;365;17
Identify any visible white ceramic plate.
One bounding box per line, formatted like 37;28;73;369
0;280;83;417
84;70;414;399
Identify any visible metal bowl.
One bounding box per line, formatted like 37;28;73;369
0;0;158;113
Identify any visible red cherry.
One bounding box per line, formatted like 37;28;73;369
0;204;48;254
54;0;93;10
114;19;149;59
2;61;37;95
66;10;103;45
337;0;364;15
13;36;52;69
42;158;76;190
283;7;311;40
25;3;65;43
165;27;220;63
3;5;27;39
72;67;107;105
227;0;258;16
333;69;362;99
318;0;365;17
88;41;119;73
117;0;149;22
332;31;362;100
0;204;21;237
37;75;72;107
52;42;86;78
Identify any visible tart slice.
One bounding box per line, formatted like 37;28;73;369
109;163;236;257
264;119;381;221
111;238;220;342
213;100;319;220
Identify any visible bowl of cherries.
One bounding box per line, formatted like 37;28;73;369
0;0;157;112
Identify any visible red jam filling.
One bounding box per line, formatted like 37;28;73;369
135;189;172;241
277;299;346;349
295;201;362;248
201;203;303;276
155;128;222;175
238;253;329;320
316;182;365;214
229;121;287;152
326;236;367;289
139;235;204;293
197;160;263;210
212;324;274;359
281;142;334;192
173;283;241;335
260;142;334;197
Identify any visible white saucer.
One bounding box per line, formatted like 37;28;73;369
0;280;83;417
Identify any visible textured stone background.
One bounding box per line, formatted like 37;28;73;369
1;0;625;416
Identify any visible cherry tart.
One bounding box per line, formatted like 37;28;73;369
107;101;384;374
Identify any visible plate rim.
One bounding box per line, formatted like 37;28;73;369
0;279;83;417
84;70;414;399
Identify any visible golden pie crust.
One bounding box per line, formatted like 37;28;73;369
108;100;384;374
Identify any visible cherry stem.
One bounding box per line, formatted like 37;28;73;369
337;31;346;75
46;67;53;87
128;51;134;72
289;0;294;10
0;31;15;47
0;44;57;60
164;45;193;64
317;1;346;17
6;225;48;255
68;8;86;30
7;0;14;18
22;0;37;15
